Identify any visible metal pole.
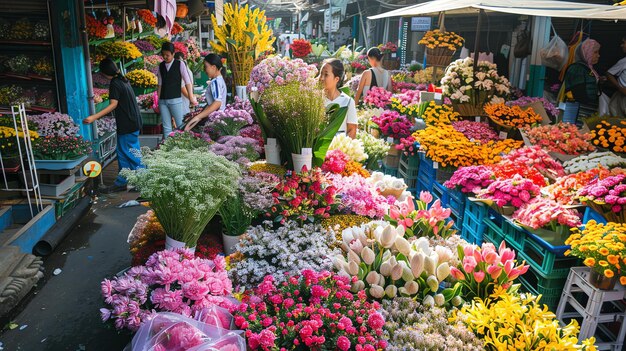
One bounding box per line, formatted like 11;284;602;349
472;9;483;76
328;0;332;50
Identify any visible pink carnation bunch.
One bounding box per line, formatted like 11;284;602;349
452;121;499;144
100;249;235;332
444;165;496;195
512;197;582;229
328;173;395;218
393;89;421;106
450;241;529;301
371;110;413;140
363;87;393;108
578;173;626;213
232;270;387;351
524;123;595;155
322;149;351;174
477;174;541;208
501;146;566;178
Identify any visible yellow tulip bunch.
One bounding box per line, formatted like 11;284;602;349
210;3;275;85
452;288;597;351
419;29;464;51
566;220;626;285
126;69;157;88
97;41;142;60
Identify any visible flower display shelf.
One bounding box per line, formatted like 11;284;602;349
34;155;88;171
585;201;625;224
452;103;485;117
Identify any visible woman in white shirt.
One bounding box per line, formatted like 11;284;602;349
319;58;358;138
184;54;228;131
355;47;393;105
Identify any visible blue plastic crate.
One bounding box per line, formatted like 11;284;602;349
432;182;445;203
449;208;463;231
416;173;433;193
582;206;607;225
381;163;398;177
442;187;466;218
461;219;483;245
483;217;505;246
418;153;436;178
462;201;488;240
398;168;418;190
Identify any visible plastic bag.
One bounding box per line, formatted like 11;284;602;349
541;35;569;70
131;311;245;351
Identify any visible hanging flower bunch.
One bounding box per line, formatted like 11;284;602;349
512;197;582;230
418;29;464;51
566;220;626;286
452;121;499;143
290;38;313;58
232;270;387;350
421;102;460;126
476;174;542;208
484;103;542;129
589;119;626;153
363;87;393;108
371;110;413;139
137;9;157;27
126;69;157;88
86;15;107;39
524;123;595;155
97;41;142;60
441;58;510;106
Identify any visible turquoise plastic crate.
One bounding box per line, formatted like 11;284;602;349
461;220;484;245
516;233;579;279
399;154;419;178
518;265;568;311
483;217;506;247
462;209;486;241
449;208;463;231
418;153;436;178
501;218;525;251
398;167;417;190
582;206;607;225
416;174;434;194
381;163;398;177
432;182;445;203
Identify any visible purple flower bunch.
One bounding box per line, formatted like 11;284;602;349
96;117;117;137
477;174;542;208
240;172;280;214
228;96;254;117
452;121;499;143
209;135;262;165
328;173;395;218
92;72;111;88
133;39;156;53
444;165;496;195
205;109;253;138
100;249;235;332
347;75;361;94
27;112;79;137
578;174;626;213
247;56;318;95
507;96;559;119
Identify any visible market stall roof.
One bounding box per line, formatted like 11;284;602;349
368;0;626;20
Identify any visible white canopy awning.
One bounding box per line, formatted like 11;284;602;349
369;0;626;20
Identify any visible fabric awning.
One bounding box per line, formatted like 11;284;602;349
368;0;626;20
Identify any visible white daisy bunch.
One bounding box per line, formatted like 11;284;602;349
563;151;626;173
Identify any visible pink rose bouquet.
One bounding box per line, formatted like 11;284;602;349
100;249;235;331
363;87;393;108
393;89;421;106
477;174;541;208
444;165;496;195
578;173;626;213
232;270;387;351
512;197;582;230
386;191;456;238
501;146;566;178
452;121;499;144
450;241;529;300
328;173;395;218
371;110;413;140
395;135;419;156
524;123;595;155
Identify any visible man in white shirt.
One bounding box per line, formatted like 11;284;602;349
606;37;626;117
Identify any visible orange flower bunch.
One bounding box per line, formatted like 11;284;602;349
171;22;184;35
418;29;464;51
86;15;107;39
342;161;370;178
590;120;626;153
412;125;522;168
545;167;614;205
484;103;542;129
421;102;460;126
129;211;164;255
137;9;157;27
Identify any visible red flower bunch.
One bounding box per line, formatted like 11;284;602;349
86;15;107;39
171;22;184;35
501;146;566;178
265;167;337;224
379;42;398;54
173;41;188;59
322;149;350;173
137;9;157;27
491;163;548;188
290;39;312;58
351;61;367;71
232;270;387;351
371;110;413;140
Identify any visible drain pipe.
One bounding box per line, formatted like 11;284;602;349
78;0;97;140
33;195;92;256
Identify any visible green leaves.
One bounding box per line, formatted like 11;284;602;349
250;98;275;139
312;104;347;167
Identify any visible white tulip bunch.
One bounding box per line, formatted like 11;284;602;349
329;134;368;163
367;172;408;196
563;151;626;173
333;221;462;306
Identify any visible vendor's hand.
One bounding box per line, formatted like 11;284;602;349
184;117;199;131
190;97;198;106
83;115;96;124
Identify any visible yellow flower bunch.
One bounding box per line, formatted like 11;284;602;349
418;29;464;51
413;67;441;84
248;161;287;177
321;214;370;243
126;69;157;88
0;126;39;157
452;290;597;351
566;220;626;285
97;41;142;60
210;3;275;60
390;98;420;119
0;126;39;140
421;102;460;126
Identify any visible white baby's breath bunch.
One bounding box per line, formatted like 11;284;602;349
122;148;240;247
329;134;368;163
229;220;340;289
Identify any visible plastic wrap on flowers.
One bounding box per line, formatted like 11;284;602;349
130;311;245;351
